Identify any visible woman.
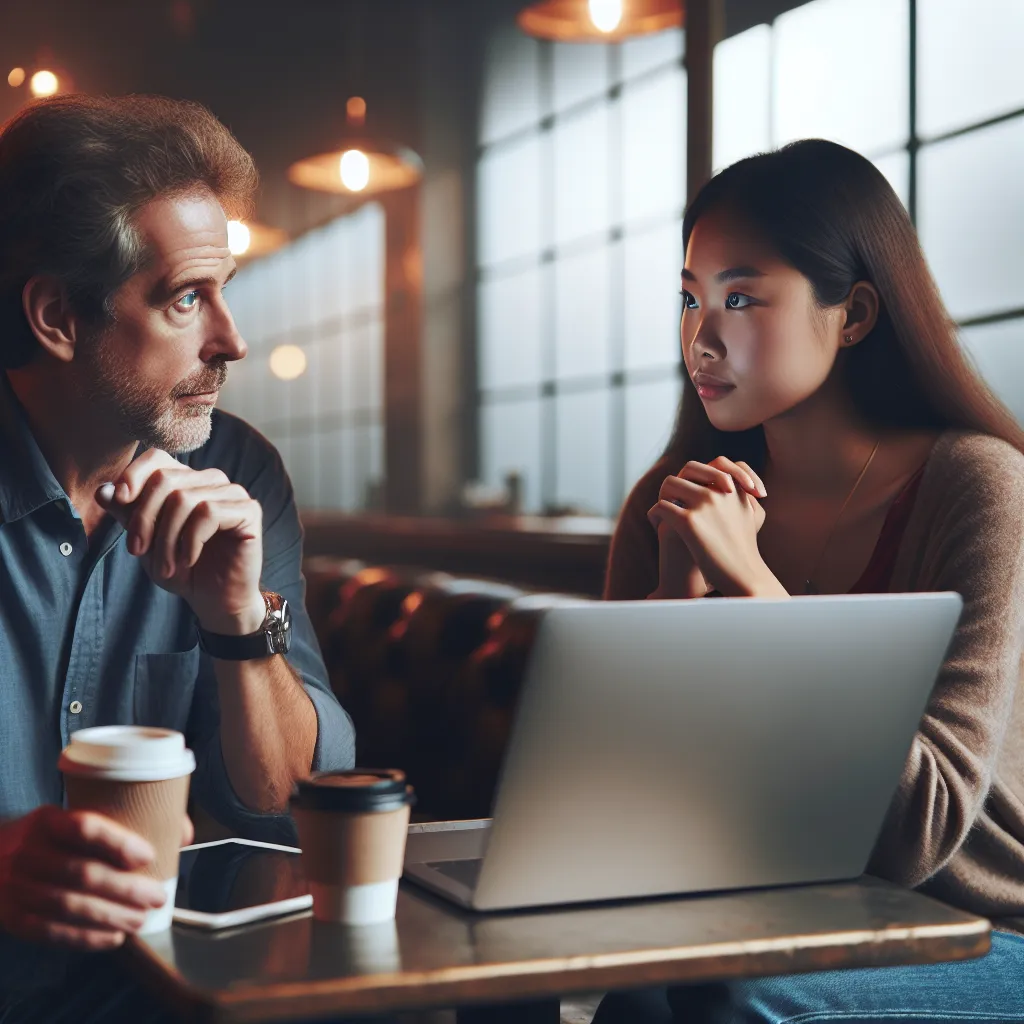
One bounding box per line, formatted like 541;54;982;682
598;140;1024;1022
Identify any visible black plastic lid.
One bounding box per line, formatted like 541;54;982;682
290;768;416;813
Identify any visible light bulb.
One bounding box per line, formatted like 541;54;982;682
588;0;623;33
339;149;370;192
226;220;251;256
29;70;59;97
269;345;308;381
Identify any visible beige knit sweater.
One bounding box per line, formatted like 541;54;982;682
605;431;1024;932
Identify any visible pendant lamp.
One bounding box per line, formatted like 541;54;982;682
287;96;422;198
518;0;683;41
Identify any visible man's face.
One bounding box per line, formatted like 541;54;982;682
82;191;246;454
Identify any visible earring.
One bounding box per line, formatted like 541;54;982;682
844;335;854;345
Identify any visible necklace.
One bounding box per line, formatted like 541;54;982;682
803;440;881;595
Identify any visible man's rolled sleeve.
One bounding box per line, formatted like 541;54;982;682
186;416;355;841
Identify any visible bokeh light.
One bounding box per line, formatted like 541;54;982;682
269;345;308;381
339;149;370;192
226;220;251;256
588;0;623;32
29;70;59;97
7;68;26;88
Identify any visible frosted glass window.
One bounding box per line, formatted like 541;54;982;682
622;66;686;225
478;268;545;391
347;204;386;312
621;27;684;82
918;0;1024;140
553;42;609;112
553;104;612;246
480;24;542;144
317;428;346;509
287;434;317;509
555;246;612;380
713;25;772;172
481;399;543;513
288;236;318;333
919;117;1024;321
478;135;543;267
260;248;291;340
555;389;612;516
623;223;684;371
872;150;910;210
624;376;680;497
773;0;908;155
365;318;385;413
317;333;346;417
960;320;1024;426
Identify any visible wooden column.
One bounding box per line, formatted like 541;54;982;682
383;185;424;514
685;0;725;205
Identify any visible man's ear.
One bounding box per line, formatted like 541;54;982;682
21;276;84;363
839;281;880;348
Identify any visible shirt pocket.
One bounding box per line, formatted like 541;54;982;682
134;645;201;731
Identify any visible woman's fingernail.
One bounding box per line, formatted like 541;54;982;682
97;482;116;505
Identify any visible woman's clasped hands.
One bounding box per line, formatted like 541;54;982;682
647;456;786;599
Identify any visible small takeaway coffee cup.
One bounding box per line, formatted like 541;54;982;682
59;726;196;935
291;769;415;925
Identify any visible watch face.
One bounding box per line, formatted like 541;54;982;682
267;597;292;654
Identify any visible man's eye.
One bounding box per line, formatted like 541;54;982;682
725;292;753;309
680;289;699;309
174;290;200;313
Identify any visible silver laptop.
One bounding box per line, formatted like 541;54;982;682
404;593;961;911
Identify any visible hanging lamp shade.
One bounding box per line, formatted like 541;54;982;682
517;0;683;41
287;96;422;197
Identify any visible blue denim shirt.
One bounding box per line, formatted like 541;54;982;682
0;379;355;843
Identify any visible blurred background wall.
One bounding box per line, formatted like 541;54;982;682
2;0;1023;523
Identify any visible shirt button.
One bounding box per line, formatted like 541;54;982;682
69;700;83;714
59;542;73;557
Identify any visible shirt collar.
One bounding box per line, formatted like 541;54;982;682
0;373;74;525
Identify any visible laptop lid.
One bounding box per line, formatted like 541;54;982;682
471;593;961;911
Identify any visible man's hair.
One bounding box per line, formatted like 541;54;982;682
0;94;258;369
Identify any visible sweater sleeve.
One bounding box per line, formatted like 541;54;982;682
604;457;671;600
868;436;1024;888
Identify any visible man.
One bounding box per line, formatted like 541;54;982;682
0;92;355;967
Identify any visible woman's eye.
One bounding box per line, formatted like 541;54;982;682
725;292;753;309
680;289;699;309
174;290;200;313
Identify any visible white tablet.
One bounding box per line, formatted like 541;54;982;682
173;838;312;930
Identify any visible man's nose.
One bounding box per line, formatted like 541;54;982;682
203;300;248;362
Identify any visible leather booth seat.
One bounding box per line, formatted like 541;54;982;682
304;558;584;820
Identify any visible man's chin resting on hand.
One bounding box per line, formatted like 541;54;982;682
0;94;355;1014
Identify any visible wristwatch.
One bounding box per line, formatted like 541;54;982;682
197;591;292;661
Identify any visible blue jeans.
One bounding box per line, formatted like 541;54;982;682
594;930;1024;1024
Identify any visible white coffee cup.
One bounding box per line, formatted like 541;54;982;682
59;726;196;934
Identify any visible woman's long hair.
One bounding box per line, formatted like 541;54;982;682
663;139;1024;470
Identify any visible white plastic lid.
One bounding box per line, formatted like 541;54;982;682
61;726;196;781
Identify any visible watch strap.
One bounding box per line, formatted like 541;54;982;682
197;592;292;661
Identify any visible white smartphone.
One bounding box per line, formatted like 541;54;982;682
173;838;312;930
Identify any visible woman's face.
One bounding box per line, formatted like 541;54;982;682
680;206;846;432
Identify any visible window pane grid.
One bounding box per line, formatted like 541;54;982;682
221;204;386;511
479;2;1024;514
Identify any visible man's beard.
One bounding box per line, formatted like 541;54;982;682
85;340;229;454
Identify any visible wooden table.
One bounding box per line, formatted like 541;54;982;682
128;876;990;1023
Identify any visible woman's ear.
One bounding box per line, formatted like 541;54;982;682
21;276;82;364
839;281;880;348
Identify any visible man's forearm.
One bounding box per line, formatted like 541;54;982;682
214;657;318;813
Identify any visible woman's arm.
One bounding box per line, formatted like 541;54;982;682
868;436;1024;888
